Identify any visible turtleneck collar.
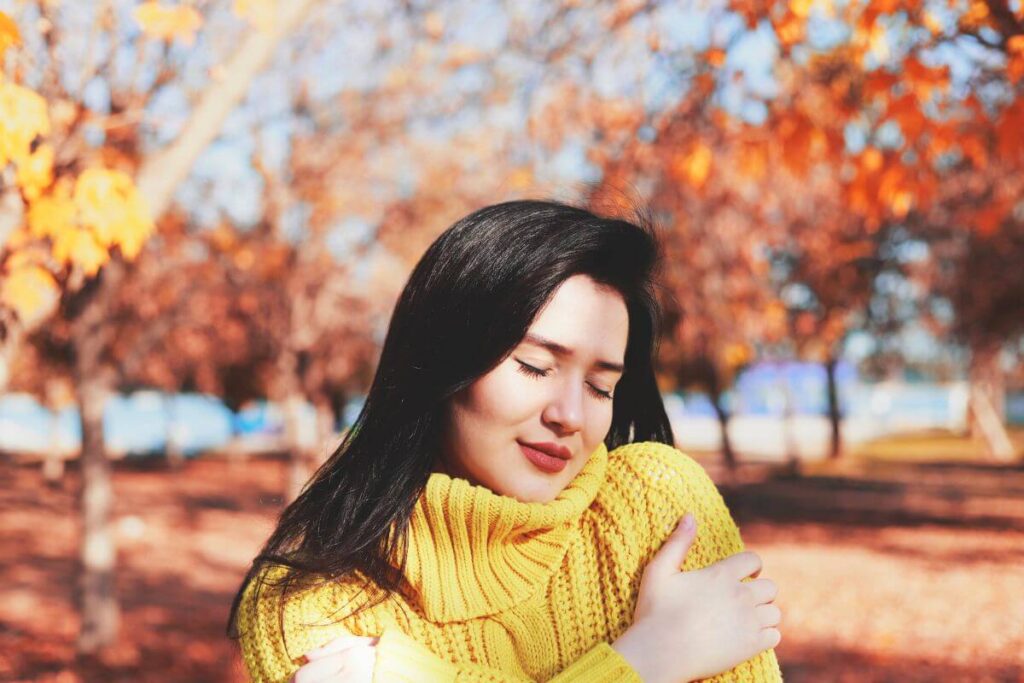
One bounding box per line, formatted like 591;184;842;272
401;441;609;622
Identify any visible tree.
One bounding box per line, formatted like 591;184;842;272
0;0;317;652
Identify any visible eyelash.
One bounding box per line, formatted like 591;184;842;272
515;360;614;400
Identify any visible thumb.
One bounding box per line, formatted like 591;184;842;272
646;513;698;578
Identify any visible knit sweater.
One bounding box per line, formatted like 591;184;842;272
238;441;783;682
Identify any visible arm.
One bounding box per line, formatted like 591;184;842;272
238;567;642;683
372;627;642;683
620;442;783;682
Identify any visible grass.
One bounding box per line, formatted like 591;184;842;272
849;427;1024;464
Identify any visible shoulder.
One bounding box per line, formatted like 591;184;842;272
600;441;745;566
604;440;720;507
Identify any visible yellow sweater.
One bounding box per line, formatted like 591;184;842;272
237;441;783;682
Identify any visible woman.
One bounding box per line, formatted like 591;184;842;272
228;201;782;682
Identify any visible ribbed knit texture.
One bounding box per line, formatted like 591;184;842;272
238;441;783;682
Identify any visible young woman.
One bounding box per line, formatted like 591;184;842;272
228;201;782;683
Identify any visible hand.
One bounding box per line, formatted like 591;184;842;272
289;634;379;683
612;514;781;683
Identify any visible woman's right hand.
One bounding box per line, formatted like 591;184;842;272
289;634;378;683
611;514;781;683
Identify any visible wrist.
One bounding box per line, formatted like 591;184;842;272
612;626;694;683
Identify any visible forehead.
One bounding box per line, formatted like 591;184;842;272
523;275;629;362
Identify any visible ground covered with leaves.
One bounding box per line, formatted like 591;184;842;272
1;452;1022;682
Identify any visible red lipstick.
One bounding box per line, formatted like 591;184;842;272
518;441;572;473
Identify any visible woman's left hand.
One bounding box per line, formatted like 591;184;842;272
292;634;379;683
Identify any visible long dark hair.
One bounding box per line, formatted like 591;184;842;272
227;200;674;638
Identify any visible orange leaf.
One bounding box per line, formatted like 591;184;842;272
886;93;927;141
671;142;713;188
863;70;898;101
737;140;768;180
903;57;950;101
704;48;726;68
773;12;805;47
996;100;1024;163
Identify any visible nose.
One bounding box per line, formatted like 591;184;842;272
542;374;584;435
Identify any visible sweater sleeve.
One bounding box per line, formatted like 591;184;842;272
236;567;302;683
372;626;642;683
238;568;643;683
612;442;784;682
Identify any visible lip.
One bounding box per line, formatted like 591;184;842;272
521;441;573;460
518;441;573;474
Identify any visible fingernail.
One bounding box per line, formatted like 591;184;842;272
681;513;695;530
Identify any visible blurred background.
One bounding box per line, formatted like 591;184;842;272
0;0;1022;681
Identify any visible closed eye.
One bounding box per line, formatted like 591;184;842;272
515;360;614;400
515;360;551;378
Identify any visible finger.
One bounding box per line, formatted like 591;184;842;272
720;550;762;581
646;514;698;578
293;656;345;683
305;635;377;660
754;603;782;628
759;627;782;650
747;577;778;605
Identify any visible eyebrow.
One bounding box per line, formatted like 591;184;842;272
522;333;625;373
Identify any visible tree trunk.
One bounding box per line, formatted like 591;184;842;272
72;264;121;654
705;364;737;469
164;393;184;469
968;346;1014;461
43;401;66;485
779;372;799;465
825;355;843;459
276;345;316;501
314;396;338;463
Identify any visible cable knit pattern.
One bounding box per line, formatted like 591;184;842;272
238;441;783;683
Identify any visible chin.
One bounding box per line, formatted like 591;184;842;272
506;474;564;504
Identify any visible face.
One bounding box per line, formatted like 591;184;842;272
437;274;630;503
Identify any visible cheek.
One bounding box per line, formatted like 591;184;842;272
584;402;614;446
456;363;542;429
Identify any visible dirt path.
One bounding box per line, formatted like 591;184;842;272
1;454;1021;682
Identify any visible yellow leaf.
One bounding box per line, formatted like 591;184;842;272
790;0;814;19
0;10;21;55
232;0;275;31
27;187;75;239
15;144;54;200
922;10;943;34
133;2;202;44
52;227;108;275
0;82;50;168
867;22;890;61
73;168;154;259
1;264;59;325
